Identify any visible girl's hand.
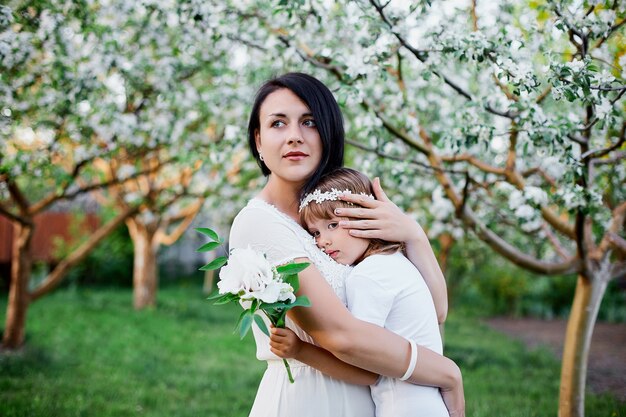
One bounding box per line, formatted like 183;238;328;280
335;177;422;244
269;327;302;359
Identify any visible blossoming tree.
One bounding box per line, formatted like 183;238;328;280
234;1;625;416
66;0;260;310
0;0;263;344
0;1;148;349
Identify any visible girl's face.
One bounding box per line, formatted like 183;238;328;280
307;216;369;266
255;88;322;185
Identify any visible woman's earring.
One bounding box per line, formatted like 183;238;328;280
259;154;264;161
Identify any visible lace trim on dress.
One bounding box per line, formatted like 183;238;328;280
249;198;352;304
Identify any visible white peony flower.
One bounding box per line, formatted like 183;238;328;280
244;281;295;304
218;246;275;295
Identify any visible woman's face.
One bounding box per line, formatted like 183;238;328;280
255;88;322;185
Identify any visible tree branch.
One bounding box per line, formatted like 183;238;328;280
157;199;204;246
596;202;626;259
361;100;431;155
593;150;625;165
7;181;30;214
492;73;519;102
30;205;139;301
581;121;626;161
30;156;175;214
536;86;552;104
367;0;514;119
465;205;580;274
594;18;626;49
521;167;557;187
542;223;572;260
420;129;580;274
470;0;478;31
0;202;32;226
589;84;626;92
345;139;466;175
441;153;507;175
611;261;626;281
567;133;589;145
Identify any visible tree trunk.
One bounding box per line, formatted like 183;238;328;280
127;218;159;310
2;222;33;349
558;268;609;417
437;233;455;275
203;269;216;294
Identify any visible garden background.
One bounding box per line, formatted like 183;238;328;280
1;1;625;416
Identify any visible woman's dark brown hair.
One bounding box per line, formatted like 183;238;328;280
247;73;345;198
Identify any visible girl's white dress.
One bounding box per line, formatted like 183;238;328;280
229;198;375;417
346;252;449;417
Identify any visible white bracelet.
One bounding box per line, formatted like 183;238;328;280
400;339;418;381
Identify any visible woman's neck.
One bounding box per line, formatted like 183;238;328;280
257;176;302;222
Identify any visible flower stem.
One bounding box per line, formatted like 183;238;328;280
283;358;294;383
263;311;295;383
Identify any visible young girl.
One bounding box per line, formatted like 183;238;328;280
269;168;454;417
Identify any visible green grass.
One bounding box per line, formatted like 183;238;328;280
1;286;624;417
1;286;264;417
444;316;624;416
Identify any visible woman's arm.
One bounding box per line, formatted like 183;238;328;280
336;177;448;323
287;260;461;391
269;327;378;385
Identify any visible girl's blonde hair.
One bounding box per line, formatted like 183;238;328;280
300;168;404;263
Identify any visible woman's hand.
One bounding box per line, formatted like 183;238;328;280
335;177;423;244
338;176;449;323
269;326;303;359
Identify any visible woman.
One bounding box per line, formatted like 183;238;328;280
229;73;464;417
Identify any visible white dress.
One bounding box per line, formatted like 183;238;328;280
229;198;376;417
346;252;449;417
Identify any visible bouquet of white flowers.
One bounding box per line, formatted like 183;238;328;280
197;228;311;383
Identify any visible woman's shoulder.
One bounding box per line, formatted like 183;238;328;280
229;198;310;264
233;198;279;222
232;199;298;230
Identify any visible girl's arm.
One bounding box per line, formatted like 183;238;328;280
287;261;461;392
336;177;448;323
269;327;378;385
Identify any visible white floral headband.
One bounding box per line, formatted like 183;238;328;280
298;188;374;213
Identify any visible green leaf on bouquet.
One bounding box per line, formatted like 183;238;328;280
196;241;221;252
206;290;222;300
211;293;240;305
260;301;290;311
289;296;311;308
282;274;299;293
195;227;221;242
253;314;270;337
276;262;310;275
199;256;228;271
264;296;311;311
234;309;248;332
238;311;254;339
